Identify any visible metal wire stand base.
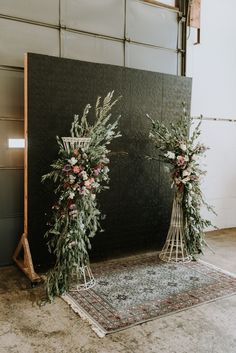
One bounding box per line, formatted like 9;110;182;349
159;192;192;263
70;265;96;292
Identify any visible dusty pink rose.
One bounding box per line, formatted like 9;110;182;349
84;177;95;189
73;165;82;174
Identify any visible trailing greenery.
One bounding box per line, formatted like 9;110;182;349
42;91;121;300
147;104;215;258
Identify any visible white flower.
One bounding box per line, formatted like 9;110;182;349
102;157;110;164
91;194;96;200
80;171;88;180
103;166;109;173
80;186;89;196
68;192;75;199
180;143;187;152
183;169;191;177
68;157;77;166
69;174;76;184
164;151;175;160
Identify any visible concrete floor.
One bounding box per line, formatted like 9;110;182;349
0;229;236;353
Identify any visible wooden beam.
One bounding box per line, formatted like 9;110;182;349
24;53;28;236
13;54;41;283
189;0;201;29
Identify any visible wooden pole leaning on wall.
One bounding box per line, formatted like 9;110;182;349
13;54;41;283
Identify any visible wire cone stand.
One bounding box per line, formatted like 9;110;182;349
159;191;192;263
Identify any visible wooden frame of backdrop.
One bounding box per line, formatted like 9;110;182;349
13;54;41;283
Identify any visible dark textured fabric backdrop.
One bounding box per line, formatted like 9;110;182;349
27;53;192;265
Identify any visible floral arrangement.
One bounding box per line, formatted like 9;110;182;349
147;105;215;258
42;91;121;300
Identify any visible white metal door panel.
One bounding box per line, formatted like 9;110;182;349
0;18;59;67
60;0;124;39
126;0;178;49
0;216;23;266
0;69;23;118
62;30;124;66
0;0;59;25
0;170;24;218
126;42;177;74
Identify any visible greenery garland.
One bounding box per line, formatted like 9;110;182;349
147;105;215;258
42;91;121;300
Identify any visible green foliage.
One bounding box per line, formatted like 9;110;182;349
42;91;121;300
147;104;215;258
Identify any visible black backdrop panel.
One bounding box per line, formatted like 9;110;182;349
27;53;192;265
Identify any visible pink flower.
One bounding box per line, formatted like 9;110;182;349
73;165;82;174
93;168;101;176
176;155;186;167
84;178;95;189
93;164;102;176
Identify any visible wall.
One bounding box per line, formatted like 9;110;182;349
26;53;191;264
0;0;182;265
187;0;236;229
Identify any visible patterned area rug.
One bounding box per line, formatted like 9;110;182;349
63;253;236;337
